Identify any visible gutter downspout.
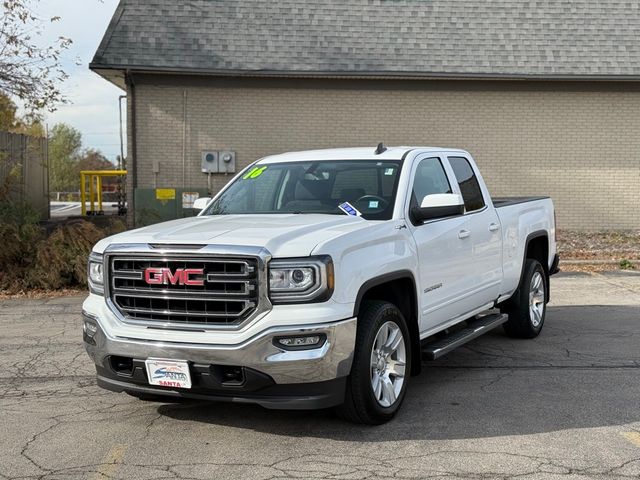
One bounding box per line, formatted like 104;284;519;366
126;70;138;228
182;89;187;190
118;94;127;216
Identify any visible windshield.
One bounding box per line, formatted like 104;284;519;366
204;160;403;220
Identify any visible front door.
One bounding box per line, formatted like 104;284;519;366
407;155;476;332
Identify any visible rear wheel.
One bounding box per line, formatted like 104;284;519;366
336;301;411;424
501;258;547;338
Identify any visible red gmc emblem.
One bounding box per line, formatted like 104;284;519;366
144;268;205;286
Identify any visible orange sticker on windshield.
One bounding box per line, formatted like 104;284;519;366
242;166;267;179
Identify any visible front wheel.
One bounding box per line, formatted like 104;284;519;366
501;258;547;339
336;301;411;424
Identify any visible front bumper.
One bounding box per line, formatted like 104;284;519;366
83;312;356;409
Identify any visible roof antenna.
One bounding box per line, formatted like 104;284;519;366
375;142;387;155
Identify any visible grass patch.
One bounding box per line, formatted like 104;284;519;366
619;259;636;270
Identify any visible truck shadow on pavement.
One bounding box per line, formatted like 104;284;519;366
156;305;640;440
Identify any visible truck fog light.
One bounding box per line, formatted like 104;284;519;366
274;334;326;350
83;319;98;345
84;320;98;335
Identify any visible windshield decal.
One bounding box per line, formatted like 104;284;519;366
338;202;361;217
242;166;268;180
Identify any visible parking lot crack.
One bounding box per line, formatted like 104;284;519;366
479;369;514;392
18;419;61;478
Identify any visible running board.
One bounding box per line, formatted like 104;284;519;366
421;313;508;360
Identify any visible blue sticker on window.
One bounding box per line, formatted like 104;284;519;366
338;202;361;216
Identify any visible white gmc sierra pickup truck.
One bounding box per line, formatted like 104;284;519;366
83;145;559;424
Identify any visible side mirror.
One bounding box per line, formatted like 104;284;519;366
192;197;211;211
411;193;464;223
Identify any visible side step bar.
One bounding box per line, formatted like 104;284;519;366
421;313;508;360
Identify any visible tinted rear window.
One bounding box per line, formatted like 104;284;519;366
448;157;485;212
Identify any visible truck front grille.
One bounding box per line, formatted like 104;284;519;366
108;256;259;327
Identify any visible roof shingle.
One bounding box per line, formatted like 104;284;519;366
91;0;640;78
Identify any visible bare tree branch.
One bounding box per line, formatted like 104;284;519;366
0;0;72;113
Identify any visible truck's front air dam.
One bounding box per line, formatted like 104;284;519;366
95;374;347;410
83;311;356;386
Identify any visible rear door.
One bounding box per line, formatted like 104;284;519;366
446;156;503;310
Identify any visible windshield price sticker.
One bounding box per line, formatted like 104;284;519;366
338;202;362;216
243;166;268;179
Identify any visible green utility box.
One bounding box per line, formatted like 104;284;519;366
134;188;210;227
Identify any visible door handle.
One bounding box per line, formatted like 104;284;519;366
489;223;500;232
458;229;471;239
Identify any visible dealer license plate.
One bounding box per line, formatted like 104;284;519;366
145;359;192;389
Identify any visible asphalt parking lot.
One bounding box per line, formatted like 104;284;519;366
1;272;639;480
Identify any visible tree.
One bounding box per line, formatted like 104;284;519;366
49;123;81;192
0;0;72;113
0;93;21;131
78;149;114;172
0;93;44;135
78;148;117;194
49;124;114;193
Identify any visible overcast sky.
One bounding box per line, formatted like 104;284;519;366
38;0;124;163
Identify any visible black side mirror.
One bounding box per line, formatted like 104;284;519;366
411;203;464;223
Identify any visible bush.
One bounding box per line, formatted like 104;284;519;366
619;259;636;270
27;220;125;290
1;150;127;292
0;199;44;286
0;200;125;293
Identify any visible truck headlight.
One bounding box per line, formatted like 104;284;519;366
268;256;334;303
87;252;104;295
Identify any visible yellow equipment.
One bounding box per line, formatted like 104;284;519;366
80;170;127;215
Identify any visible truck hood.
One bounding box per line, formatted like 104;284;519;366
93;214;373;257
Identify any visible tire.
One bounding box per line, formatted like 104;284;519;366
336;301;411;425
501;259;547;339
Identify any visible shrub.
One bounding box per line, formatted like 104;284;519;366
0;200;45;288
619;259;636;270
0;202;125;292
27;220;120;289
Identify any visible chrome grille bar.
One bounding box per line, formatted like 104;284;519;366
112;300;256;318
108;255;260;327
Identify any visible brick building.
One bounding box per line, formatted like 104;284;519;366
91;0;640;229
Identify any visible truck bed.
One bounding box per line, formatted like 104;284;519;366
493;196;550;208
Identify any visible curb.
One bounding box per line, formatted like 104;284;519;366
561;259;639;265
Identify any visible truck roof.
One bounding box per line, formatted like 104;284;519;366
258;146;469;164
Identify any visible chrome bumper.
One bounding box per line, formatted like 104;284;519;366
83;312;356;384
